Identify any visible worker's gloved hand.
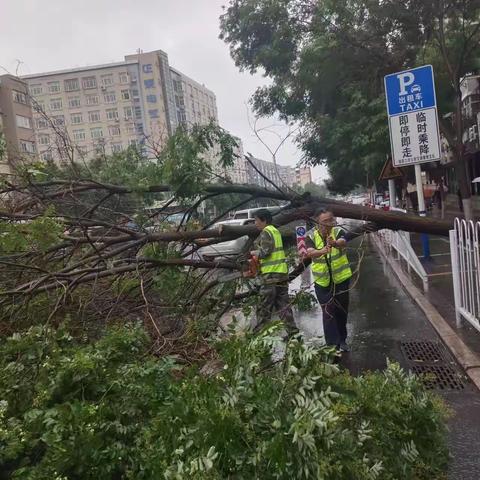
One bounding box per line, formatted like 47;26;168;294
327;237;336;248
250;250;260;257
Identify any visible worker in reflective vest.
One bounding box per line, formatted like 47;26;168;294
305;208;352;351
250;209;297;336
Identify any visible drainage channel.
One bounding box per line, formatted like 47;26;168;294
401;341;467;391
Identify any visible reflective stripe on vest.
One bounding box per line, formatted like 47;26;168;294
310;227;352;287
259;225;288;275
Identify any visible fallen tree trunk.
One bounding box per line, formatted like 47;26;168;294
10;181;453;236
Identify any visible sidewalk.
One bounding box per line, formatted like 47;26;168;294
409;232;480;356
345;241;480;480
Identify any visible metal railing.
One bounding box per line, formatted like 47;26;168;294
376;228;429;292
451;218;480;332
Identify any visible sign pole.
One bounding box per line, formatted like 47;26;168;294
388;179;397;208
415;163;431;258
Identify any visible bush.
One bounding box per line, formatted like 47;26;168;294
0;323;449;479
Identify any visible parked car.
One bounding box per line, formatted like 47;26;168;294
197;218;253;261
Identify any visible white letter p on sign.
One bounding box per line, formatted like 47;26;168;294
397;72;415;96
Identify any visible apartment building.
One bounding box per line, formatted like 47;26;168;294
22;50;218;163
295;166;312;187
246;156;296;189
0;75;37;174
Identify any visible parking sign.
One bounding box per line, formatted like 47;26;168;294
384;65;441;167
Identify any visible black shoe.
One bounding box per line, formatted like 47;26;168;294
339;342;350;352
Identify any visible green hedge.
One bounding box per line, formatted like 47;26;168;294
0;324;449;479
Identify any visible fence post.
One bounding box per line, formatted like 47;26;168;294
450;228;462;327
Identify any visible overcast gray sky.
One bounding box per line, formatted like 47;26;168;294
1;0;327;182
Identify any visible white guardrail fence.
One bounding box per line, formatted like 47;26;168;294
451;218;480;332
374;208;429;292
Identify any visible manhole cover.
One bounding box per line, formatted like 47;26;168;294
412;365;465;390
401;341;445;363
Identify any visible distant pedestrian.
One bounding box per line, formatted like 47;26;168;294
457;188;463;212
305;209;352;352
250;209;297;337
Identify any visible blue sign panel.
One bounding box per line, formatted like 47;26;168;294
296;226;306;237
384;65;436;116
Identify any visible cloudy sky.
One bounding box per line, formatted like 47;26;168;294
1;0;327;182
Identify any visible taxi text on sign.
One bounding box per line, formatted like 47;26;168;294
384;65;441;167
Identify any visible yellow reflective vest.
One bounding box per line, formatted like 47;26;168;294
259;225;288;275
311;227;352;287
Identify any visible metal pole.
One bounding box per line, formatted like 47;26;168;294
388;179;397;209
415;164;431;259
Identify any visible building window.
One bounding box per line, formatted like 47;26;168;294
121;89;130;100
146;95;157;103
12;90;28;104
71;113;83;125
20;140;36;153
48;81;61;93
88;111;101;123
64;78;79;92
106;109;119;121
38;134;50;145
134;106;142;119
148;109;159;118
68;96;81;108
101;75;114;87
132;89;139;98
30;84;43;96
41;150;53;161
52;115;65;126
128;139;137;147
108;125;121;136
86;94;99;106
126;125;135;134
50;98;63;111
112;143;123;153
16;114;32;129
103;92;116;103
144;79;154;89
90;127;103;139
82;76;97;89
73;129;86;141
36;117;48;129
119;72;129;84
124;106;133;120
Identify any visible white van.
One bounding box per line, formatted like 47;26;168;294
232;206;282;220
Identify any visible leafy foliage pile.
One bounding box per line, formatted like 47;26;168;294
0;323;448;479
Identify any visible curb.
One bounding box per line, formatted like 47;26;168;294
372;235;480;392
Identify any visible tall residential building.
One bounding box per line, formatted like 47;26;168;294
22;49;218;163
295;166;312;187
0;75;37;174
246;156;296;189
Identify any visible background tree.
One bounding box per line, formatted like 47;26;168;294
220;0;480;216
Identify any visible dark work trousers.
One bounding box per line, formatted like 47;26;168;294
314;279;350;347
256;280;298;336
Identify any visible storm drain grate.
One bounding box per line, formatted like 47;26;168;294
401;341;446;364
412;365;465;390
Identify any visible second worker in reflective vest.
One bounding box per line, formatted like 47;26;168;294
250;209;298;337
305;208;352;351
